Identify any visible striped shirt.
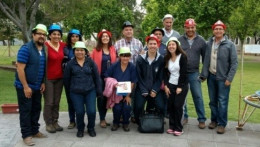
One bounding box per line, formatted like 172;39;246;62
14;46;45;90
114;38;143;65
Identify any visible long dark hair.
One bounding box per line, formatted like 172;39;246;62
164;40;186;68
66;33;83;48
95;33;113;51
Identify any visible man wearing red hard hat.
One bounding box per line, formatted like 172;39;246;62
178;18;207;129
200;20;238;134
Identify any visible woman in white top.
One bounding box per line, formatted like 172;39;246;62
164;37;188;136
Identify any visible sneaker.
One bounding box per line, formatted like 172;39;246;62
67;122;76;129
198;122;206;129
208;121;217;129
122;124;130;132
111;124;119;131
76;130;84;138
217;126;225;134
46;124;56;133
166;129;175;134
23;137;35;146
173;131;184;136
32;132;48;138
53;122;63;131
182;118;188;125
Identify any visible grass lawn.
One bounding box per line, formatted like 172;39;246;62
0;46;259;123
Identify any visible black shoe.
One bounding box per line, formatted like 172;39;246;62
76;130;84;138
111;124;119;131
123;124;130;132
88;130;96;137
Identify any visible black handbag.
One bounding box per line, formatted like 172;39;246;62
138;111;164;133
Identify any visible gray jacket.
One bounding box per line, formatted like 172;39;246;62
178;33;206;73
201;36;238;82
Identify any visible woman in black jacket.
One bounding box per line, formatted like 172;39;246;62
63;41;102;138
164;37;188;136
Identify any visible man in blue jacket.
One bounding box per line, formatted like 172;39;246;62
14;24;48;146
178;18;207;129
200;20;238;134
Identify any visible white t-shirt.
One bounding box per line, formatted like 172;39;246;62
168;54;181;85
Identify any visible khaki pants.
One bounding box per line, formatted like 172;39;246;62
43;79;63;125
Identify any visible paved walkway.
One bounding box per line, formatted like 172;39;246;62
0;112;259;147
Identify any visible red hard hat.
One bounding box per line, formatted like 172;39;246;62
184;18;196;27
212;20;226;30
145;34;160;47
97;29;112;39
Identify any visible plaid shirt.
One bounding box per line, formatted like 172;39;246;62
114;38;143;65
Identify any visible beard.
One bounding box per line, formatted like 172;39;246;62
35;38;45;46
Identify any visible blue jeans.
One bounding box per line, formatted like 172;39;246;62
16;88;42;138
207;73;230;127
134;88;165;124
112;100;131;125
70;89;96;131
184;72;206;122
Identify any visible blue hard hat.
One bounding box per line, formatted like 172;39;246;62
69;29;81;36
48;24;62;31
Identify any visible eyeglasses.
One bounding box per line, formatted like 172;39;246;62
35;32;47;37
120;53;131;57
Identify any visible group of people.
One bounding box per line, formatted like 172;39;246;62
14;13;237;146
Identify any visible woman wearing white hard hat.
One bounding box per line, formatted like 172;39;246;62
63;41;102;138
164;37;188;136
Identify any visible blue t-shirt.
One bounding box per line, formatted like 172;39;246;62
14;46;45;90
104;61;137;83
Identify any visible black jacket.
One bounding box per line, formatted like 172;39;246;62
63;56;102;96
136;51;164;95
164;54;188;88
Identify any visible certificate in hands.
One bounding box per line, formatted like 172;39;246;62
116;81;131;96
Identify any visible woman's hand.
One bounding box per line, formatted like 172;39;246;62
125;96;131;105
176;88;182;95
164;85;171;98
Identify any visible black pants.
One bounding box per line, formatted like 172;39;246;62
16;88;42;138
168;84;188;132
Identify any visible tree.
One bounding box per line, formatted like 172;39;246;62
228;0;260;128
141;0;239;39
63;0;134;41
0;0;40;43
0;0;90;43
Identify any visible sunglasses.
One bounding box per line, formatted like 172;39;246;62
120;53;131;57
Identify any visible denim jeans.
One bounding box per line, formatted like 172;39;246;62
112;100;131;125
134;88;165;124
70;89;96;131
16;88;42;138
207;73;230;127
64;85;76;123
183;72;206;122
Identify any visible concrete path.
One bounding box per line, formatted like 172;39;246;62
0;112;260;147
